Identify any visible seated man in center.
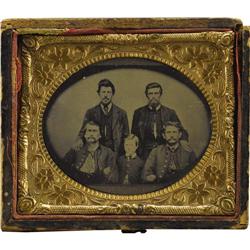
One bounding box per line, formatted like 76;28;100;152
63;121;118;184
142;121;196;183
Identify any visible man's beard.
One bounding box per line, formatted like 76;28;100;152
149;99;160;107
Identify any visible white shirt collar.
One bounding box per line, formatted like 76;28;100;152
166;143;179;152
100;102;112;113
148;104;161;111
125;153;137;159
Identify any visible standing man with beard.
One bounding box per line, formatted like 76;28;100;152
63;121;118;184
73;79;129;155
142;122;196;183
131;82;189;160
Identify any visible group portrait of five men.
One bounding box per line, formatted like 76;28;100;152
63;79;196;185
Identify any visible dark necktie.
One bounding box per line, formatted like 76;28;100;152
103;105;109;115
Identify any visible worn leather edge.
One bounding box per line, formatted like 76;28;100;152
231;28;250;229
0;18;243;34
1;29;13;231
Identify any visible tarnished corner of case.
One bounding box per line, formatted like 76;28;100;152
246;26;250;48
231;208;248;229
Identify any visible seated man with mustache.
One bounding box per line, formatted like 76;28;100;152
63;121;118;184
142;121;196;184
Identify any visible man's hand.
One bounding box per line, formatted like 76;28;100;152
146;174;156;182
103;167;111;176
72;138;83;151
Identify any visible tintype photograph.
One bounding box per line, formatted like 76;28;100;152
1;18;248;231
43;58;211;195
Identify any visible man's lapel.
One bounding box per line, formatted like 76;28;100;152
95;146;102;171
112;104;119;131
94;105;102;122
75;145;88;170
139;106;148;140
160;105;166;124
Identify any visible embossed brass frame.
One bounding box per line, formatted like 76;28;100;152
17;31;236;216
1;19;249;231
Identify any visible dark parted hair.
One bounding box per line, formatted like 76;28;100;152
81;120;101;137
145;82;163;96
97;79;116;95
162;121;182;134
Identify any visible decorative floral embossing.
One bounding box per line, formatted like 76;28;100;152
23;37;41;50
48;184;73;205
168;44;223;84
220;33;234;47
208;182;236;214
187;182;210;205
204;165;226;187
217;195;235;214
47;184;86;205
35;168;54;191
39;47;82;70
171;188;188;205
35;65;55;86
202;62;223;85
169;45;218;65
18;197;36;213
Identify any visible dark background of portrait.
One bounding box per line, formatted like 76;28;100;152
45;65;210;159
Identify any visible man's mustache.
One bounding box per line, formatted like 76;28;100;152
86;136;96;139
167;137;177;141
149;98;159;102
